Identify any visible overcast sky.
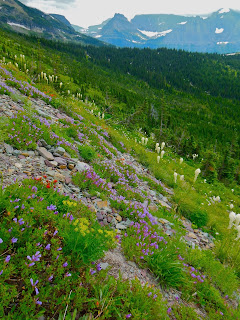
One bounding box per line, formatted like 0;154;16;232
19;0;240;27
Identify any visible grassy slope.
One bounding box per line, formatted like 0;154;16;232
0;28;240;319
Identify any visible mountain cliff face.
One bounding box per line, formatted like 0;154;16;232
81;9;240;53
0;0;106;46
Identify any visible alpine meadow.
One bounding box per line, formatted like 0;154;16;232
1;2;240;319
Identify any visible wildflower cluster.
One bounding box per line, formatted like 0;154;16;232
0;64;52;102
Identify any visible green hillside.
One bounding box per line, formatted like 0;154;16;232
2;28;239;184
0;26;240;319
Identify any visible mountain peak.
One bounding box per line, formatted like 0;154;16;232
218;8;231;14
113;13;129;21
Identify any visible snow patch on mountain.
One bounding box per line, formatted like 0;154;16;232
217;41;229;45
215;28;224;34
7;22;30;30
178;21;187;25
218;8;230;14
139;29;172;38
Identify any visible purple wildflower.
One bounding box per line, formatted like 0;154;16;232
65;272;71;277
48;275;53;282
0;270;3;275
126;314;132;318
96;263;102;271
45;244;51;250
47;204;57;211
90;269;96;275
11;237;18;243
5;255;11;263
0;238;3;244
63;262;68;267
35;298;42;305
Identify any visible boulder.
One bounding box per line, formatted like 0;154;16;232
75;161;91;172
37;147;54;161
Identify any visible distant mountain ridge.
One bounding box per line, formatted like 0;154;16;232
79;9;240;53
0;0;106;46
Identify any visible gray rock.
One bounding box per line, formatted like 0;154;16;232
103;218;108;226
100;262;109;270
39;139;48;147
116;223;127;230
13;150;20;155
96;212;104;221
75;161;91;172
128;261;137;268
37;110;50;118
37;147;54;161
55;147;65;155
4;143;14;154
54;157;67;166
45;160;58;168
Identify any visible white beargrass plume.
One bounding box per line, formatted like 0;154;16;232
173;172;178;183
180;175;184;181
155;143;159;151
179;157;183;164
235;225;240;240
2;57;5;63
193;168;201;183
60;82;63;88
161;142;165;150
193;154;198;160
141;137;145;144
46;78;48;84
160;150;165;159
98;111;101;118
228;211;236;229
14;55;17;60
52;75;54;81
49;76;52;82
91;109;93;114
26;69;29;74
24;64;26;70
67;90;70;95
230;203;234;209
145;138;148;145
232;189;234;193
102;113;105;119
38;74;40;81
15;63;18;68
157;156;160;163
156;146;160;154
235;214;240;227
55;76;58;82
41;71;43;79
